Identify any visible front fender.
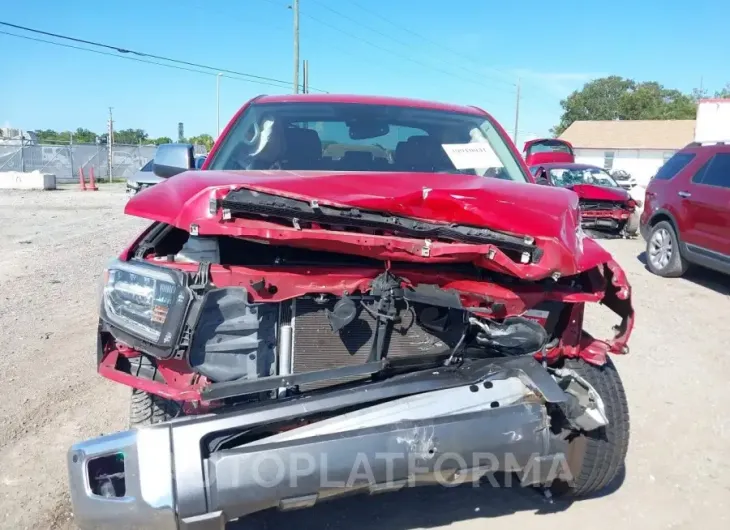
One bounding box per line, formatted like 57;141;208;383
579;258;634;365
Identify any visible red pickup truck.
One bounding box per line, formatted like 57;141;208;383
66;94;633;530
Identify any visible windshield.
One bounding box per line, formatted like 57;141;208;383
526;139;573;155
207;102;529;182
548;167;620;188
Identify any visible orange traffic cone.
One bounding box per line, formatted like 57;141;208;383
78;167;87;190
88;167;98;191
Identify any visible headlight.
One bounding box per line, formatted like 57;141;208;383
101;259;191;349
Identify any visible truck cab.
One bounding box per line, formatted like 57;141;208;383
524;138;575;166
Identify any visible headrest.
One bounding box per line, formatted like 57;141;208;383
406;135;441;150
341;151;374;162
396;135;452;171
283;127;322;158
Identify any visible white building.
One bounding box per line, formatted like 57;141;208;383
558;120;696;186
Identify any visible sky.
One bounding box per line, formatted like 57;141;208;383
1;0;729;141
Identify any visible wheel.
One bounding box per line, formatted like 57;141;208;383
554;357;630;497
129;389;183;427
624;213;640;238
128;355;184;427
646;221;688;277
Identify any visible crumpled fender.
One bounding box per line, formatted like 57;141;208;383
566;258;634;366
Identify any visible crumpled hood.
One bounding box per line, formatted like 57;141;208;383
126;169;614;279
567;183;630;202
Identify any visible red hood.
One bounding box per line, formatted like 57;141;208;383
567;183;630;202
126;170;613;280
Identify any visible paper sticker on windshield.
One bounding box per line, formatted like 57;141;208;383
441;143;500;169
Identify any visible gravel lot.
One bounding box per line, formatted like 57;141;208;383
0;185;728;529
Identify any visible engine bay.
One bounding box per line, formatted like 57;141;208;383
97;223;631;404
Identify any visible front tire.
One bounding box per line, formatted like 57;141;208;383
646;221;688;277
129;389;183;427
554;357;630;497
624;213;640;238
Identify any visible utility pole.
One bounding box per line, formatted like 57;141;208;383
513;78;521;146
302;59;308;94
19;129;25;172
108;107;114;183
69;132;74;182
293;0;300;94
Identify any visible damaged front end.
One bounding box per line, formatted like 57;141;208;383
97;178;633;406
579;199;636;237
73;174;634;528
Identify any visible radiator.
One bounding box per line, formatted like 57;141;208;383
288;298;456;389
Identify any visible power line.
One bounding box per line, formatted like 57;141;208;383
310;0;516;88
0;20;328;92
258;0;512;98
0;29;291;90
344;1;516;81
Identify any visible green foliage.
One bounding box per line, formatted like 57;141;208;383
552;76;728;136
187;134;215;151
716;84;730;98
113;128;149;145
34;128;96;144
31;128;211;147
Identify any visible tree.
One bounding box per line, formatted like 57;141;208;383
30;127;215;147
72;128;97;143
188;134;215;151
552;76;698;136
113;128;149;145
691;83;730;101
716;84;730;98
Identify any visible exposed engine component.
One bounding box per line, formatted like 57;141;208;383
325;295;358;332
183;269;553;394
469;316;549;357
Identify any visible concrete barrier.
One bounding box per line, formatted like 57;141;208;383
0;171;57;190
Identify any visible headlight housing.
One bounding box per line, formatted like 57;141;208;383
101;259;191;353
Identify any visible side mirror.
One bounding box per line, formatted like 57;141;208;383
535;175;550;186
153;143;194;178
194;155;207;169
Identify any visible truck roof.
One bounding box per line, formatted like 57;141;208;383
254;94;488;117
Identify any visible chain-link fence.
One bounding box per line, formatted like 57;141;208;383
0;142;207;183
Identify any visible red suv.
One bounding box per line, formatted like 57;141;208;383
640;142;730;277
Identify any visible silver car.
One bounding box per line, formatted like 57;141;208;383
127;155;207;195
126;159;161;195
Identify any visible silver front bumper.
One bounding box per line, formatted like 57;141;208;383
68;359;575;530
68;427;177;529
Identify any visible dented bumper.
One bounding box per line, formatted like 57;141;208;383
68;358;573;530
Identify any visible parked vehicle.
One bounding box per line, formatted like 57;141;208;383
68;94;633;530
126;159;157;195
640;141;730;277
610;169;638;190
523;138;575;166
127;153;207;195
530;163;640;237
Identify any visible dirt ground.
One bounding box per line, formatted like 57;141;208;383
0;184;728;529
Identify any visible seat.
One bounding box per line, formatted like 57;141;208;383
281;127;323;170
339;150;375;171
395;135;453;172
